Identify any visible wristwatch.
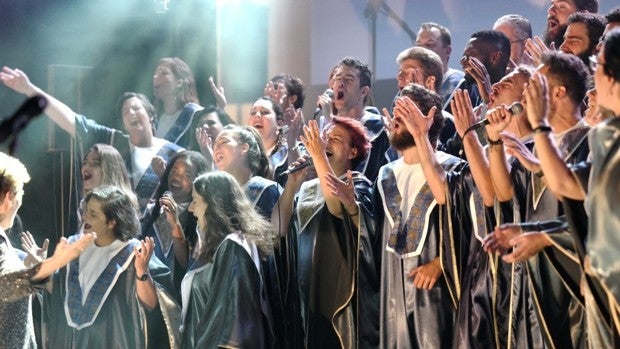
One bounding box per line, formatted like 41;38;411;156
136;272;150;281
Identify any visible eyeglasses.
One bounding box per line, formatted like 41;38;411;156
589;55;605;71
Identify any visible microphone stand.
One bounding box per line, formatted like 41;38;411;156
365;0;417;76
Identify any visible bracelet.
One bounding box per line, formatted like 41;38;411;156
487;137;503;146
533;125;552;135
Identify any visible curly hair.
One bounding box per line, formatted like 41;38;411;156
193;171;275;262
84;185;140;241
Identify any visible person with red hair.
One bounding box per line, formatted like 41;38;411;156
273;116;378;348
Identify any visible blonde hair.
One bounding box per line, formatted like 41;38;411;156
0;152;30;197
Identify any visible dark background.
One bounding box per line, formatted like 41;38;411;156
0;0;267;243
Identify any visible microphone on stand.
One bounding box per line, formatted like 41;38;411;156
463;101;524;137
313;89;334;120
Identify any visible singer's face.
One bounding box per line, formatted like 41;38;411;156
82;198;113;237
247;99;279;147
488;70;528;109
153;63;181;101
81;150;104;195
121;97;152;147
330;65;366;113
212;130;247;173
197;112;224;141
323;124;357;175
188;187;208;232
167;159;197;203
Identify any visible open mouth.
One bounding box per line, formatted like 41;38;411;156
547;17;558;31
253;123;263;130
83;172;93;181
84;223;92;230
336;90;345;100
214;153;225;164
325;150;334;157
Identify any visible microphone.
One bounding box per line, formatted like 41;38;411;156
0;95;48;153
463;101;524;136
159;190;173;215
280;158;312;177
313;89;334;119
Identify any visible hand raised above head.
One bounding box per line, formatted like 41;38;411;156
208;76;227;110
393;96;435;138
524;73;550;129
450;89;476;137
0;67;38;96
300;120;326;159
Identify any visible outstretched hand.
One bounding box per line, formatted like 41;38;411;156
463;57;492;104
134;237;155;276
501;232;551;263
450;89;477;137
324;170;357;210
21;231;49;267
524;72;550;129
0;67;38;96
393;96;435;138
300;120;326;160
208;76;227;110
501;132;541;173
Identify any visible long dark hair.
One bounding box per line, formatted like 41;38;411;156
193;171;274;262
84;185;140;241
151;150;210;220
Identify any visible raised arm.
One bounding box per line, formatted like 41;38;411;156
0;66;77;136
451;89;495;206
485;106;515;202
271;156;309;237
525;72;585;200
300;120;344;216
134;237;158;310
395;96;447;204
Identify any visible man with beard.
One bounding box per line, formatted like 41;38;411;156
559;12;606;67
377;84;475;348
543;0;599;48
